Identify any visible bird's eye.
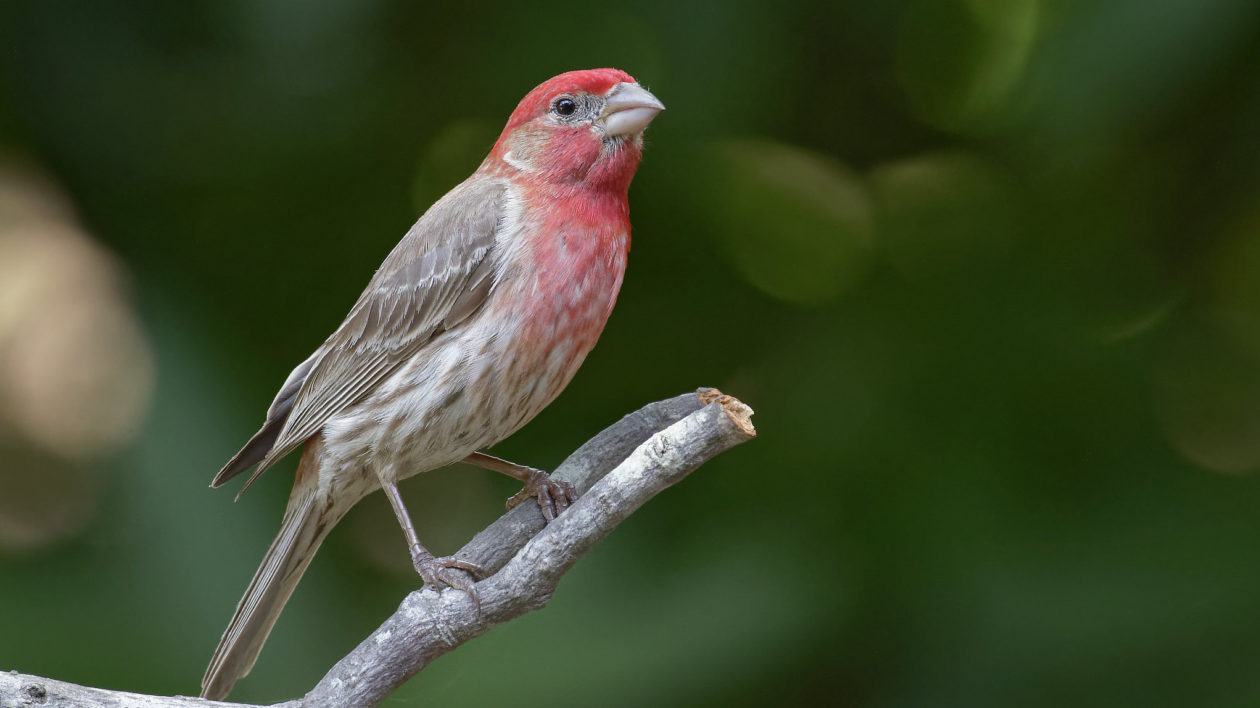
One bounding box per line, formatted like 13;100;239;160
553;97;577;116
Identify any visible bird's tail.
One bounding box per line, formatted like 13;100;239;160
201;440;340;701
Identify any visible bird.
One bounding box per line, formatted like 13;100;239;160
199;68;663;700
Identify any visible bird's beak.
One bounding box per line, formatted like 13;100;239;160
601;82;665;138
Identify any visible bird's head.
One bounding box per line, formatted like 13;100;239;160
486;68;664;193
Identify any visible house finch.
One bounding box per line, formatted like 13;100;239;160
200;68;663;700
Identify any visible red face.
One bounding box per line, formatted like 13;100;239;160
501;68;638;133
487;69;663;194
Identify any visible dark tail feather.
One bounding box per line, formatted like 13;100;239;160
211;352;317;490
210;418;285;488
201;445;337;700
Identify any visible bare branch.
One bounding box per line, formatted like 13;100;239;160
0;676;255;708
1;389;755;708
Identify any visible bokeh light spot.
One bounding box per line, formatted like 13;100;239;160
1207;200;1260;356
0;162;154;551
1154;321;1260;475
706;139;874;307
896;0;1040;131
870;150;1016;283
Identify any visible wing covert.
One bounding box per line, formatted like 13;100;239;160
238;177;507;492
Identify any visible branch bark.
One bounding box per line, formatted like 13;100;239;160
1;388;755;708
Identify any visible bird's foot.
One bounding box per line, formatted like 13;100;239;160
411;547;483;599
505;468;577;521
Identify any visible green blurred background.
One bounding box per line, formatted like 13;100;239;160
2;0;1260;705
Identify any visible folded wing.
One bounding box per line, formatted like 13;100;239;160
212;176;507;495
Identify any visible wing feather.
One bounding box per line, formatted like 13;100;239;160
231;176;507;493
211;352;319;488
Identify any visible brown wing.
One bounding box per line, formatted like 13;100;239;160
227;176;506;495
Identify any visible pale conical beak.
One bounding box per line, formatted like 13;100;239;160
602;82;665;138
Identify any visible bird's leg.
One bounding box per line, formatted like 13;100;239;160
380;480;484;596
463;452;578;522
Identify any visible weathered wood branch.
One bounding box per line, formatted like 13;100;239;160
1;389;755;708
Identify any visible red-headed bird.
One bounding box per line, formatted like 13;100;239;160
200;68;663;700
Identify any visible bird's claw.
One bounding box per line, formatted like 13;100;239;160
412;549;484;606
505;468;578;522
